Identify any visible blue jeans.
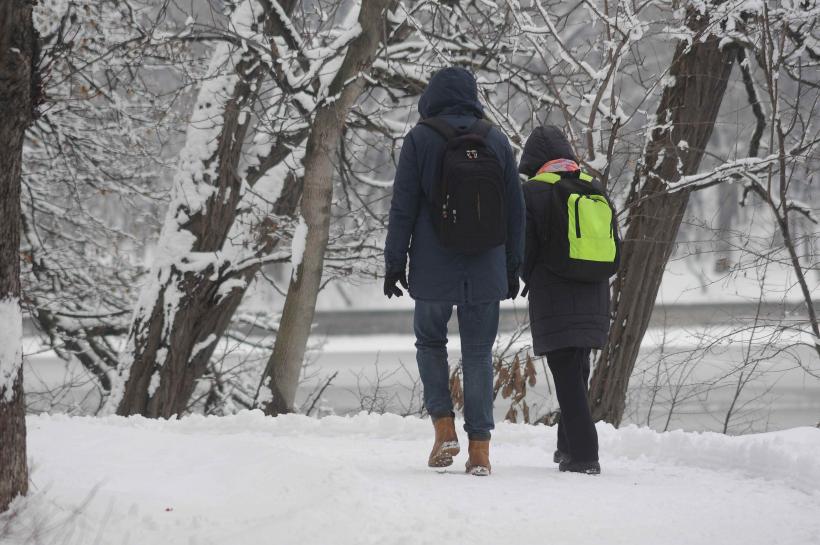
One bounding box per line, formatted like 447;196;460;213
414;300;500;440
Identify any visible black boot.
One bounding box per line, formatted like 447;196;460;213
553;449;569;464
559;459;601;475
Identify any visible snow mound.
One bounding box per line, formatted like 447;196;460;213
4;412;819;545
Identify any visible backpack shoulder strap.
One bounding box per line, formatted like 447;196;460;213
468;119;493;138
418;118;457;141
529;171;562;184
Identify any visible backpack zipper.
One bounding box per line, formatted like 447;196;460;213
574;195;582;238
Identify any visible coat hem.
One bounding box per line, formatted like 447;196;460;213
410;293;504;305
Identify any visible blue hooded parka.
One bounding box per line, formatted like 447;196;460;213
384;67;525;304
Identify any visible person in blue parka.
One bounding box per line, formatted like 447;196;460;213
383;67;524;475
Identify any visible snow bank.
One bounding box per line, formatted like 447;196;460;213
4;413;818;545
602;424;820;494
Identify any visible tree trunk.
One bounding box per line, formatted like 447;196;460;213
111;1;305;418
588;9;739;425
263;0;393;415
113;61;262;416
0;0;36;512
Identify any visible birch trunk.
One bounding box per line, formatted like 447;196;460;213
263;0;393;415
589;9;739;425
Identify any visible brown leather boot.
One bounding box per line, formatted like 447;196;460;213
428;416;460;467
465;439;491;476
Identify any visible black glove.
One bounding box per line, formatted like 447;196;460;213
384;270;408;298
506;271;520;300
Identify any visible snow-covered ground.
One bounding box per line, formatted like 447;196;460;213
3;412;819;545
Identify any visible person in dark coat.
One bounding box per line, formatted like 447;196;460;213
519;125;609;475
383;67;525;475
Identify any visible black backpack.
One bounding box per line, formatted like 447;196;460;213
530;170;620;282
418;118;506;254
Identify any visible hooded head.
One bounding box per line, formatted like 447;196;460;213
518;125;578;178
418;67;484;119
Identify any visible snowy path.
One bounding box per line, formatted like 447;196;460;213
5;412;820;545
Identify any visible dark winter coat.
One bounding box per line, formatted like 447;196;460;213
384;67;525;304
519;126;610;355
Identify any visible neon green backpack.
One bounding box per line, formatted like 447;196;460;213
530;170;620;282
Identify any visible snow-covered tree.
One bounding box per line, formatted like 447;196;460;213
21;0;185;411
588;3;741;424
590;0;820;424
105;0;292;417
104;0;398;417
261;0;396;415
736;1;820;361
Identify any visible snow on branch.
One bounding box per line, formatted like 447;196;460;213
785;199;819;224
666;154;780;193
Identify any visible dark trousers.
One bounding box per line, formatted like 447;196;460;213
414;300;499;440
547;347;599;462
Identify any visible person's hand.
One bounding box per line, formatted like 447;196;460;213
384;270;409;298
506;271;520;300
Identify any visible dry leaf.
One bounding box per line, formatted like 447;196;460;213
498;366;510;383
513;356;524;394
525;354;537;387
